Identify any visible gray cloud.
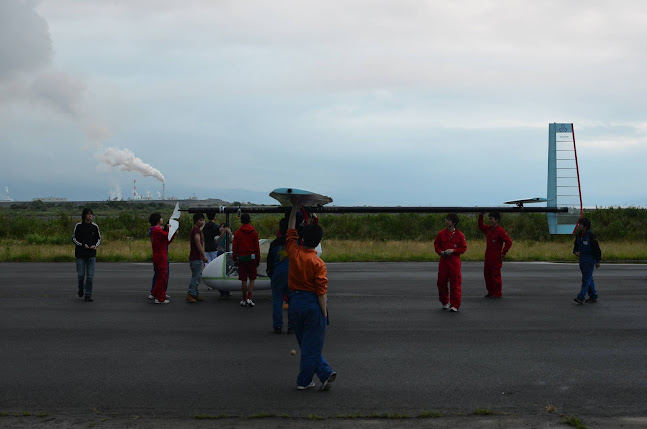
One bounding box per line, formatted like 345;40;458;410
3;1;647;205
0;1;87;119
0;0;52;77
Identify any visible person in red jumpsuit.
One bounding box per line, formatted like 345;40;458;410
232;213;261;307
478;212;513;299
434;213;467;312
149;212;176;304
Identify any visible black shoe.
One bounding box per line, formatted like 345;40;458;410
484;294;493;298
573;297;584;304
84;296;93;302
287;328;294;335
78;287;84;298
585;298;598;303
273;327;282;334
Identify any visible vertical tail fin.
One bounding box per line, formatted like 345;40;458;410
547;123;583;234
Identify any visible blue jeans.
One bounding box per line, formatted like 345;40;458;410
288;290;333;387
578;257;598;300
206;251;218;263
271;273;290;329
76;257;96;297
189;260;203;297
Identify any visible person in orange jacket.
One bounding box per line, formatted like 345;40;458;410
232;213;260;307
478;211;513;298
434;213;467;312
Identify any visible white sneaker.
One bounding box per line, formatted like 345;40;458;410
450;307;458;312
154;299;170;304
240;300;247;307
246;299;255;307
150;294;170;299
320;372;337;391
297;381;315;390
442;303;450;310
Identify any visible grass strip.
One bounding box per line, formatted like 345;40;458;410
1;239;646;263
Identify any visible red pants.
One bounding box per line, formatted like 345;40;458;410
151;256;169;302
484;257;503;297
437;258;462;309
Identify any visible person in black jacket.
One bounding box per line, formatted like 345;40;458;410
72;208;101;302
573;217;602;304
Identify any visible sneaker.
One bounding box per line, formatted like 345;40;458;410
442;303;450;310
84;296;93;302
273;327;282;334
186;293;197;303
573;297;584;304
450;307;458;312
320;372;337;391
246;299;255;307
240;300;247;307
78;287;84;298
297;381;315;390
585;298;598;303
154;299;170;304
287;328;294;335
148;294;154;300
194;296;205;302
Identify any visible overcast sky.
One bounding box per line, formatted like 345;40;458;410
1;0;646;206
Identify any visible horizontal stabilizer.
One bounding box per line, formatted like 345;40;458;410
504;197;548;207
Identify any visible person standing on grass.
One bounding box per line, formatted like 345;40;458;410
72;208;101;302
187;213;208;303
149;212;176;304
478;211;513;299
287;202;336;391
232;213;260;307
434;213;467;312
573;217;602;304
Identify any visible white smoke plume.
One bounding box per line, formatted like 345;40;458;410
108;183;122;201
102;147;165;183
3;186;13;201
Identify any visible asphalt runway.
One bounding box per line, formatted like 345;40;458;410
0;261;646;428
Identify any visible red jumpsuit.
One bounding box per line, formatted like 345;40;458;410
434;228;467;309
233;223;261;281
150;225;174;302
478;214;513;298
